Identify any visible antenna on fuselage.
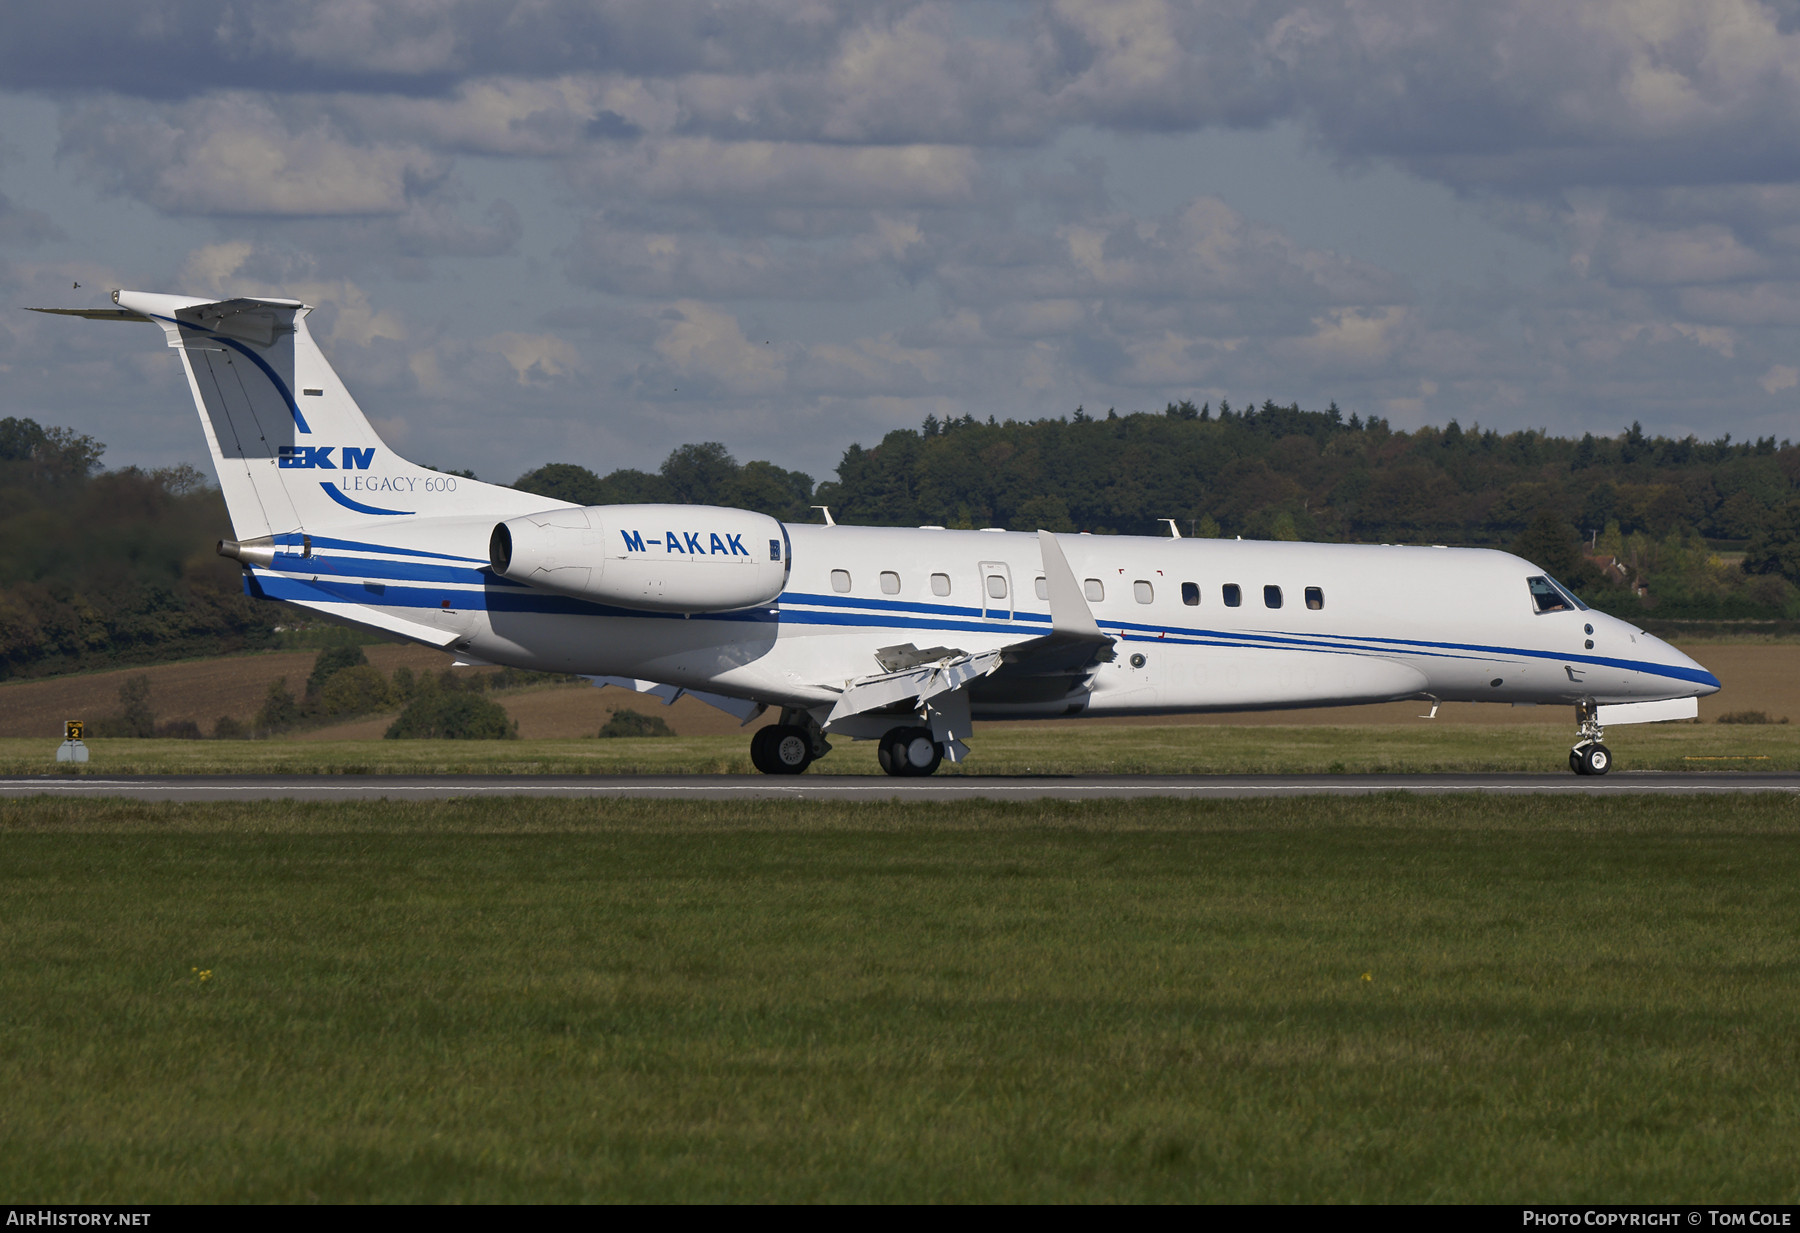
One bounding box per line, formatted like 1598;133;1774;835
1160;519;1181;538
811;505;836;526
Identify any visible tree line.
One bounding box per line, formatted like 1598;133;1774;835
521;401;1800;621
0;417;276;680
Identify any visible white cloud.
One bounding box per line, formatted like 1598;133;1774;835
1760;364;1798;394
486;331;583;385
62;94;444;216
651;301;784;392
1282;306;1414;368
1670;322;1736;358
574;137;983;208
565;216;906;299
254;0;466;75
1679;282;1800;326
179;241;260;297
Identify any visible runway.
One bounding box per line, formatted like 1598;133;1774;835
4;772;1799;801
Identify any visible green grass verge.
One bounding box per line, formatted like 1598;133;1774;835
4;719;1797;776
4;794;1800;1202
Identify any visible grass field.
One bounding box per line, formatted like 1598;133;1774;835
3;717;1797;776
6;641;1799;744
4;794;1800;1203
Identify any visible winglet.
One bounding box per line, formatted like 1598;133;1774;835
1037;530;1102;639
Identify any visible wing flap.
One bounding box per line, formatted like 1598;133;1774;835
823;648;1005;728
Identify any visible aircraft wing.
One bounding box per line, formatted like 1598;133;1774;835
817;531;1115;762
585;676;767;724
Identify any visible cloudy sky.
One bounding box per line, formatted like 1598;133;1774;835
4;0;1800;484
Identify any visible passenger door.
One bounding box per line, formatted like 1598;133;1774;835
979;560;1014;621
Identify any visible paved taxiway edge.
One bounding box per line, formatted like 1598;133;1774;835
3;773;1799;801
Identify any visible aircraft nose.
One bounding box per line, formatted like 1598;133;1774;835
1600;615;1718;696
1688;655;1722;696
1652;635;1719;696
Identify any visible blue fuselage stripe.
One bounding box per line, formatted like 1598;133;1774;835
250;573;777;623
274;533;487;564
269;552;518;587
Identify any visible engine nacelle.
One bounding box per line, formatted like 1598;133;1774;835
490;503;790;614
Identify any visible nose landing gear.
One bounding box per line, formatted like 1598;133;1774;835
1570;742;1612;776
1570;702;1611;776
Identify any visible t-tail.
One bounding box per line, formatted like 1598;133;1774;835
33;291;557;547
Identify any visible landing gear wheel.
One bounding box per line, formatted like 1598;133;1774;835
1580;742;1612;776
750;726;779;774
766;724;814;775
1570;742;1612;776
878;726;943;777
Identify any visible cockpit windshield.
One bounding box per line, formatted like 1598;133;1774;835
1526;574;1588;613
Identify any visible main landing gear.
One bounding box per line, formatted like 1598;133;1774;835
746;709;954;778
1569;702;1612;776
749;709;831;775
877;726;944;777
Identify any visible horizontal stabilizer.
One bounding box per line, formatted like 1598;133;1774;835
25;307;152;323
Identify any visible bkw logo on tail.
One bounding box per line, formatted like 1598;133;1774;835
280;447;376;470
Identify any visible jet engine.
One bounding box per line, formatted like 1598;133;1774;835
490;503;790;614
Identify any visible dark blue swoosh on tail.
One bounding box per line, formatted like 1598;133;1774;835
320;482;412;516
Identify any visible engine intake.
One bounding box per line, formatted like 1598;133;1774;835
490;503;790;614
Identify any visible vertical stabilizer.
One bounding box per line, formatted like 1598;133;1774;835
109;289;558;539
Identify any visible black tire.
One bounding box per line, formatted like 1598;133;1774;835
750;725;779;774
767;724;814;775
1570;748;1587;776
1582;743;1612;776
878;728;909;777
879;726;942;777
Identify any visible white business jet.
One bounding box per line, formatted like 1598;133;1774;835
35;292;1720;777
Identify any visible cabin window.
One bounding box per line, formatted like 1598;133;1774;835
1084;579;1105;602
930;573;952;596
831;569;852;593
1181;581;1200;606
880;571;901;595
1133;580;1154;604
1264;585;1283;609
987;574;1008;599
1305;586;1324;610
1034;576;1048;600
1223;584;1241;607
